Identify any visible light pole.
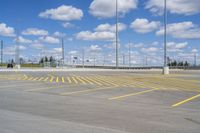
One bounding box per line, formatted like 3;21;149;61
61;37;64;66
116;0;119;69
129;42;131;69
0;40;3;67
82;49;85;68
15;32;20;69
163;0;169;74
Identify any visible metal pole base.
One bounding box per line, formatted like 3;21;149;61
163;66;169;75
16;64;21;69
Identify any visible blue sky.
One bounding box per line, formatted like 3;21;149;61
0;0;200;66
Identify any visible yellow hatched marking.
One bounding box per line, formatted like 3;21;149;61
85;76;103;86
93;76;114;86
95;76;119;86
71;77;78;84
22;75;28;80
61;77;65;83
75;76;86;85
109;88;159;100
172;93;200;107
38;77;44;81
50;77;54;82
56;77;59;83
43;77;49;82
33;77;40;81
80;77;94;85
28;77;34;81
67;77;72;84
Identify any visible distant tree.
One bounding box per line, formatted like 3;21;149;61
184;61;189;67
44;56;48;62
11;59;14;64
39;58;44;64
49;56;54;63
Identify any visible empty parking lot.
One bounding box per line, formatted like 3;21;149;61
0;69;200;133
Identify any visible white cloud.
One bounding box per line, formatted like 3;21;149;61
76;31;115;41
22;28;48;36
167;42;188;52
130;18;160;33
15;36;32;44
31;43;44;49
39;5;83;21
62;22;75;29
88;45;102;52
156;21;200;39
3;45;26;55
95;23;126;32
68;50;78;55
0;23;15;37
39;36;60;44
191;49;198;53
52;31;66;37
89;0;138;18
141;47;158;53
145;0;200;16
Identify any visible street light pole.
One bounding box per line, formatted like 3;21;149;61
163;0;169;74
1;40;3;66
116;0;119;69
61;37;64;66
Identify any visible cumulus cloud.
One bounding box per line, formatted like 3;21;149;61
130;18;160;33
76;31;115;41
141;47;158;53
0;23;15;37
88;45;102;52
145;0;200;16
89;0;138;18
39;36;60;44
15;36;32;44
95;23;126;32
39;5;83;21
62;22;75;29
22;28;48;36
167;42;188;52
31;43;44;49
156;21;200;39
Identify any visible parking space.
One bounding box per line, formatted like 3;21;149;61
0;70;200;133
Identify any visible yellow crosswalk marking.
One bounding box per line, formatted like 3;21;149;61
33;77;40;81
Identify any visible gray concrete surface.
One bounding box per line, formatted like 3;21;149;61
0;70;200;133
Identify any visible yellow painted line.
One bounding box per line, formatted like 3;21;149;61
71;77;78;84
75;76;86;85
80;77;94;85
28;77;34;81
43;77;49;82
94;76;119;86
56;77;59;83
67;77;72;84
50;77;54;82
61;77;65;83
60;86;118;96
33;77;40;81
172;93;200;107
38;77;44;81
22;75;28;80
85;76;102;86
109;88;159;100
